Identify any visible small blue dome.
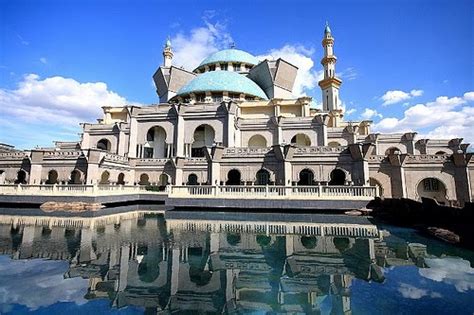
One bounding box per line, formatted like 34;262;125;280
176;71;268;100
325;24;331;34
198;49;259;68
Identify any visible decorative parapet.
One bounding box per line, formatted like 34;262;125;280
367;155;387;162
293;146;347;156
405;154;451;163
183;157;208;165
223;147;273;157
44;151;83;160
0;152;28;160
133;158;169;166
103;153;129;164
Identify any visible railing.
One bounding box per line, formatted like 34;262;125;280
0;184;378;199
0;184;158;196
168;185;378;200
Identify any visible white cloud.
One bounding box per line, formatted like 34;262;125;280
171;15;233;70
373;92;474;144
257;45;323;97
381;89;424;106
0;257;88;311
420;257;474;293
0;74;140;147
39;57;47;64
345;108;357;115
338;67;357;81
0;74;137;125
398;283;442;299
360;108;382;120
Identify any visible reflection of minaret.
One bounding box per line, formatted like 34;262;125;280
79;228;97;263
318;22;343;126
19;225;41;259
330;274;352;315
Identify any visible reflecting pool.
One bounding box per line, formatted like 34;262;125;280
0;210;473;314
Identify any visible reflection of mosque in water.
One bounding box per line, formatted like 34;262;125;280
0;212;428;314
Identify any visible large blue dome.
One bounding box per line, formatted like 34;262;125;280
175;71;268;100
198;49;260;68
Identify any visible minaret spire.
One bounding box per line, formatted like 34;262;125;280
318;23;342;113
163;36;173;68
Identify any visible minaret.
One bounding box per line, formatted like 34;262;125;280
163;37;173;68
318;23;342;112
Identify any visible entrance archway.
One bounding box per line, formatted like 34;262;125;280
46;170;58;184
291;133;311;146
369;178;384;197
192;125;215;157
255;169;271;185
187;174;198;185
99;171;110;184
117;173;125;185
298;169;314;186
146;126;167;158
139;173;150;186
417;178;447;204
329;169;346;185
15;170;27;184
226;169;241;185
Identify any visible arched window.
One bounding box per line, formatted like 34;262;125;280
159;174;169;190
248;135;267;148
298;169;314;186
69;170;82;184
329;169;346;185
385;147;401;155
255;169;271;185
291;134;311;146
139;174;150;186
46;170;58;184
192;125;215;157
97;139;111;151
99;171;110;184
226;169;241;185
15;170;27;184
187;174;198;185
417;178;447;204
145;126;167;158
117;173;125;185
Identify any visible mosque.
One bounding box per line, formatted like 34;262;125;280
0;24;472;206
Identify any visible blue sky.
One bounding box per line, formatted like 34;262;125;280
0;0;473;149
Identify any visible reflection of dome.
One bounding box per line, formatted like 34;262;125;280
197;49;259;68
175;71;268;100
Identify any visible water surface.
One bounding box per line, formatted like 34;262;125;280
0;210;473;314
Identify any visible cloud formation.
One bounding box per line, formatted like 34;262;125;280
171;15;233;70
373;92;474;144
398;283;442;299
0;74;139;148
420;257;474;293
360;108;383;120
0;256;88;312
381;89;424;106
0;74;136;126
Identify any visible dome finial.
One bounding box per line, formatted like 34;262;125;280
229;41;236;49
165;36;171;48
325;21;331;34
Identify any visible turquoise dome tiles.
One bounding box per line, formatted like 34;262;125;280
198;49;260;68
176;71;268;100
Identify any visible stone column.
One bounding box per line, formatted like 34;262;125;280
388;153;407;198
453;153;473;205
28;150;44;184
128;117;139;158
315;115;329;146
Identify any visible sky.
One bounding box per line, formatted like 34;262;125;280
0;0;473;150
